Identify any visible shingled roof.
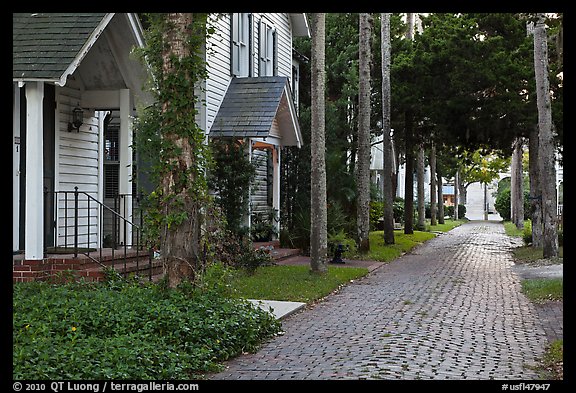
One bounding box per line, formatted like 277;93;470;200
209;76;302;147
13;13;110;84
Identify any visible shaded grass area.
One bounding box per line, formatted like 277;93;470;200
537;339;564;380
513;245;563;262
521;278;563;304
230;265;369;303
363;230;437;262
426;219;467;233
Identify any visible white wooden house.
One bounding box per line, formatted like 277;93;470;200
13;13;309;272
205;13;309;234
13;13;149;264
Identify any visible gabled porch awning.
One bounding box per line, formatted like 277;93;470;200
208;76;303;148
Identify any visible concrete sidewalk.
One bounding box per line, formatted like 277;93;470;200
211;221;556;380
248;299;306;320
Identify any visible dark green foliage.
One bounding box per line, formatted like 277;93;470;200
13;279;281;379
202;205;273;274
370;201;384;231
132;14;214;258
208;139;256;236
494;188;532;221
250;208;278;242
445;204;467;220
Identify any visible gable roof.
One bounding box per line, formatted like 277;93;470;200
208;76;302;147
13;13;113;86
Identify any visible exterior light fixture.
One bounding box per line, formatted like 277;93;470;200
68;107;84;132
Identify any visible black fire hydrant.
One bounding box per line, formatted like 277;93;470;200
330;243;346;264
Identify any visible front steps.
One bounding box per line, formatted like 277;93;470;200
14;241;302;283
13;249;161;283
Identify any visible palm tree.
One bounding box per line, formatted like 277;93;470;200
356;12;372;252
310;13;328;273
380;13;395;244
533;13;558;258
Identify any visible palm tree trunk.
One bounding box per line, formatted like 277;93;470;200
416;147;426;230
529;125;542;247
511;137;524;230
356;13;372;252
533;13;558;258
430;142;437;226
381;13;395;244
310;13;328;273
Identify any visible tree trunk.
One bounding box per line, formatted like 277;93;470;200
437;169;445;224
404;112;414;235
403;14;415;235
429;142;437;226
454;170;459;220
529;125;543;247
160;13;203;288
511;137;524;230
309;13;328;273
381;13;395;244
416;146;426;230
356;13;372;252
533;14;558;258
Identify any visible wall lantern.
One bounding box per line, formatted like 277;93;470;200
68;107;84;132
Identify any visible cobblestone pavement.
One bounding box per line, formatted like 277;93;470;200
210;221;550;380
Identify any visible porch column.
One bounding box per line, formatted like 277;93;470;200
272;145;281;238
25;82;44;260
119;89;133;246
245;139;253;229
13;84;21;252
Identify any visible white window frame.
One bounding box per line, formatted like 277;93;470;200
232;13;250;77
259;20;276;76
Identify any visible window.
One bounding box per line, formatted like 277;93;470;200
231;13;251;77
259;20;277;76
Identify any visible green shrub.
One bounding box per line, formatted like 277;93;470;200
13;280;281;379
393;197;405;223
445;204;466;219
251;208;278;242
327;229;358;258
494;188;532;222
370;201;384;231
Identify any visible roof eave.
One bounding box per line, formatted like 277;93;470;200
289;13;311;38
56;13;116;87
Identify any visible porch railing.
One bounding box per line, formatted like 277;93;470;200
45;187;154;281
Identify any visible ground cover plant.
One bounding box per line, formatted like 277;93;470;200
13;277;281;380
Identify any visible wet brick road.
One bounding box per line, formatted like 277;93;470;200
210;221;550;380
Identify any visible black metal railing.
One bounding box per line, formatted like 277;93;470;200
45;187;154;281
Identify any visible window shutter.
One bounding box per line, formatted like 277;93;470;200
248;13;253;77
230;13;236;76
272;28;278;76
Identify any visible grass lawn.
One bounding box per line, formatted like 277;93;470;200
231;223;464;303
427;219;467;232
513;245;563;262
521;278;563;303
363;230;436;262
230;265;369;303
538;339;563;380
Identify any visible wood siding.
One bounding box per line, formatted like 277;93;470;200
55;82;101;248
206;13;294;133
